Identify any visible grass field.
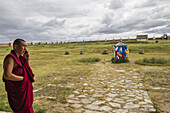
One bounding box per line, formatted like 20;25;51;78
0;40;170;112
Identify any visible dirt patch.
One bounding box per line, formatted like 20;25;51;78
0;44;8;46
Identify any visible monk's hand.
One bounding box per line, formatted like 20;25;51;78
23;50;29;62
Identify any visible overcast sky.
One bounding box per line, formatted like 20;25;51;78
0;0;170;43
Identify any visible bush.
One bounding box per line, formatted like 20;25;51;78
135;57;169;66
111;57;129;63
78;57;101;63
143;57;167;64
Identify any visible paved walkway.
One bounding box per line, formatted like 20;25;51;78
66;69;156;113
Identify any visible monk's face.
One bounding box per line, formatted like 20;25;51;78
15;41;27;55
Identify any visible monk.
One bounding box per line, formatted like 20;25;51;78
3;39;35;113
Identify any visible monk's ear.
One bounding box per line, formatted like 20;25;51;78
13;44;18;50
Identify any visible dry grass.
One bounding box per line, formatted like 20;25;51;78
139;66;170;113
0;40;170;112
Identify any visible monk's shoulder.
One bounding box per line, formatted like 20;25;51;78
4;56;17;67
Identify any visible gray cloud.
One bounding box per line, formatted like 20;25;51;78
98;0;170;36
109;0;124;9
0;0;170;43
43;19;66;27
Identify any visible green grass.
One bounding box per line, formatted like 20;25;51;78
33;105;46;113
0;101;12;112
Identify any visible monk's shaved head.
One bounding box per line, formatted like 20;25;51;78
13;39;26;47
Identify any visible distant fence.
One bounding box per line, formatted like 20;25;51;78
0;37;164;46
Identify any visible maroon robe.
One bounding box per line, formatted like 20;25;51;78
3;50;35;113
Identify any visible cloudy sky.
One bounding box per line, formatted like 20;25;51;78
0;0;170;43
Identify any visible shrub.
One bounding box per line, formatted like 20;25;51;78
111;57;129;63
78;57;101;63
135;57;168;66
143;57;167;64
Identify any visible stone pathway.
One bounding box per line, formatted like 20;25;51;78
66;69;156;113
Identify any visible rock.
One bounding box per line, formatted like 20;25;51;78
132;76;138;79
150;87;161;90
68;94;75;98
92;94;103;98
125;80;132;83
78;95;86;98
123;103;140;109
144;99;153;104
122;96;130;100
33;100;39;103
67;100;81;104
66;86;71;88
90;89;95;92
83;90;88;93
33;88;42;93
127;95;136;97
106;93;117;98
126;98;137;102
83;83;88;86
113;98;125;103
92;100;106;105
112;109;128;113
102;49;108;54
109;85;114;88
47;96;56;99
85;104;100;110
74;108;84;113
65;51;69;55
135;96;143;100
71;104;82;108
80;50;83;55
47;84;56;87
134;73;140;75
81;99;92;104
106;98;113;102
89;97;96;101
99;106;112;112
84;110;102;113
138;101;147;105
121;89;126;91
141;105;154;108
95;88;103;93
139;49;144;54
73;91;80;94
149;108;156;112
109;102;121;108
115;70;126;72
